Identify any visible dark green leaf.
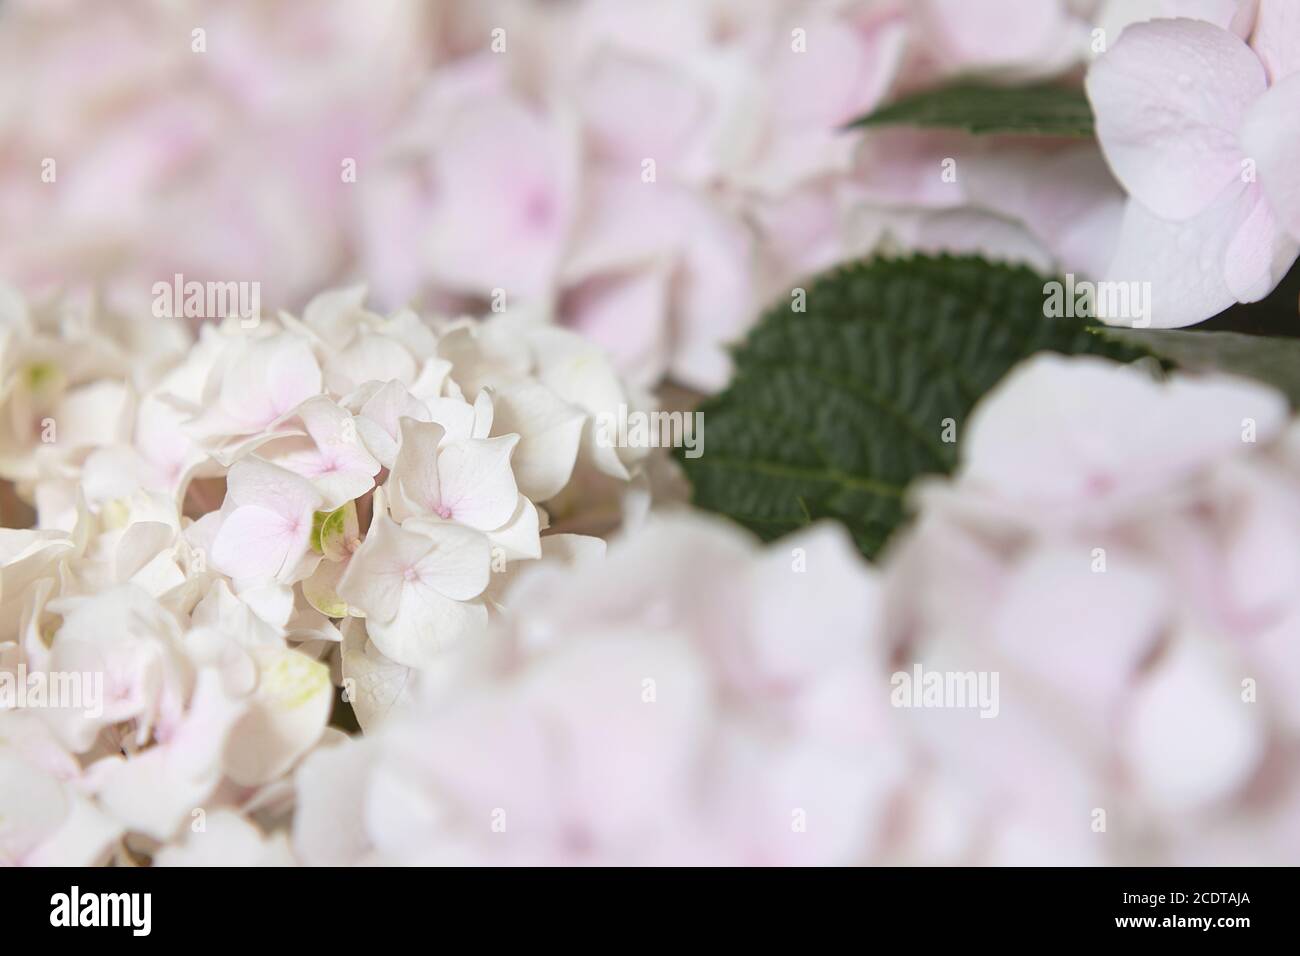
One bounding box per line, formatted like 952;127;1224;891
676;255;1147;560
848;82;1094;137
1097;328;1300;407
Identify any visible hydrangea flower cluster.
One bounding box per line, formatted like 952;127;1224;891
0;284;647;864
8;285;1300;864
10;1;1292;385
5;0;1300;873
882;355;1300;864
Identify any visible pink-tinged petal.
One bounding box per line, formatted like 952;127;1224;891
435;436;520;531
336;508;432;624
850;128;974;210
264;398;380;510
96;670;245;841
745;522;879;690
402;518;493;601
1122;636;1264;812
753;185;847;290
425;95;578;300
210;505;301;580
357;380;431;468
742;16;907;195
378;692;555;842
670;198;757;393
1222;185;1299;301
740;20;906;193
962;144;1128;279
1104;191;1242;327
1086;18;1265;219
578;50;705;166
1217;463;1300;617
993;547;1166;728
266;338;322;416
962;353;1288;512
388;418;447;523
515;632;710;843
917;0;1087;79
864;206;1056;274
225;456;324;521
1251;0;1300;82
220;334;322;432
1239;73;1300;241
562;269;672;392
1252;610;1300;733
1095;0;1256;45
769;16;903;131
562;172;686;282
136;393;194;484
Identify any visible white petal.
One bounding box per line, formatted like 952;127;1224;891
210;505;299;580
336;509;432;624
435;436;520;531
1251;0;1300;82
490;382;585;501
339;619;417;734
1104;191;1242;327
483;495;543;563
1239;73;1300;241
402;518;493;601
1123;636;1264;812
1086;18;1265;219
388;418;447;523
367;588;489;670
1222;186;1298;301
223;645;332;787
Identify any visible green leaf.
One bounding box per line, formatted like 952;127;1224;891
848;82;1094;137
1097;328;1300;407
675;255;1147;560
310;501;359;558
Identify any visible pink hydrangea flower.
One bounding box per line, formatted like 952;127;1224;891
1086;14;1300;325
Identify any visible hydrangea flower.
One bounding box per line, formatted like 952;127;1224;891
293;515;903;866
0;283;642;864
884;354;1300;864
1086;12;1300;325
0;0;923;393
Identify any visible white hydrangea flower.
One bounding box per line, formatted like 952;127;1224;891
0;283;641;865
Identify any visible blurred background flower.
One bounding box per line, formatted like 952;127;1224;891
1;0;1148;393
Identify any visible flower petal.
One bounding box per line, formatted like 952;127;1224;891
1239;72;1300;241
1086;18;1265;219
435;436;521;531
402;518;493;601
